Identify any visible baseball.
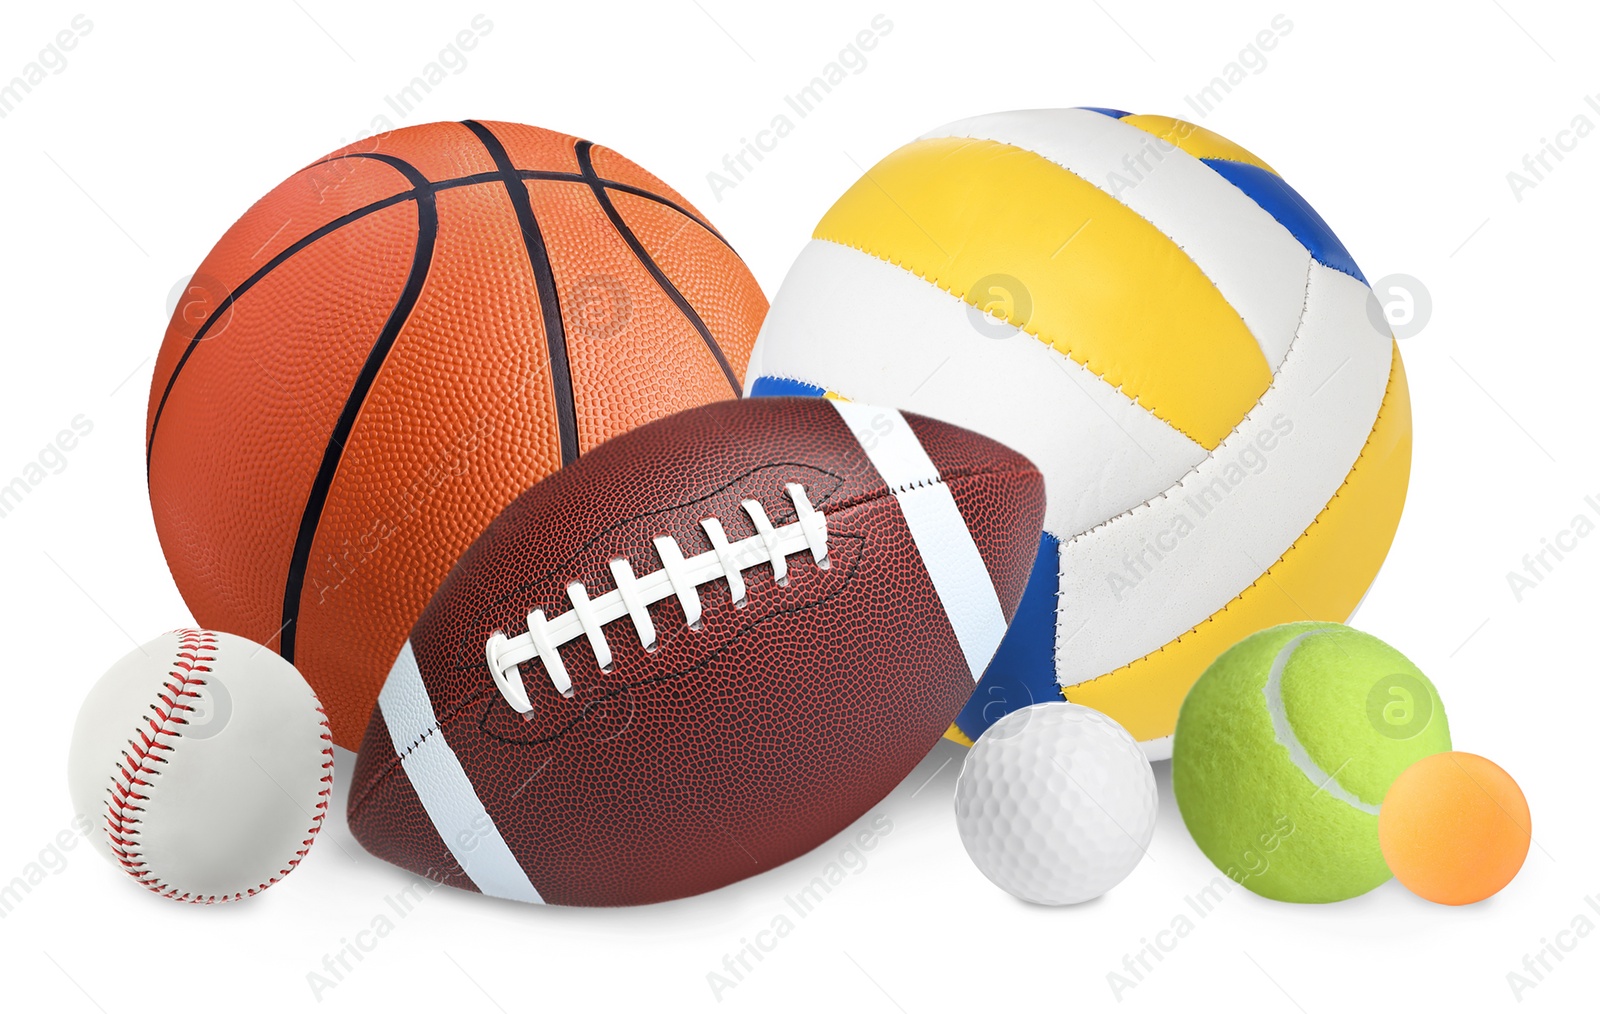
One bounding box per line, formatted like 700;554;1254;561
67;629;333;903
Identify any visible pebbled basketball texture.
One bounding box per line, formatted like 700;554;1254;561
146;120;767;747
347;397;1045;906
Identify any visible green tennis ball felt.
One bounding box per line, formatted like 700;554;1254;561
1171;621;1451;903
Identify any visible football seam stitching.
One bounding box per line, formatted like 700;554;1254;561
473;463;849;633
484;482;831;701
472;531;873;750
350;462;1039;814
351;531;871;802
467;460;1036;656
472;466;1035;678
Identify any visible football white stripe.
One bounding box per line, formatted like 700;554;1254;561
1055;263;1393;687
922;108;1312;369
378;642;545;903
752;240;1205;541
828;399;1008;681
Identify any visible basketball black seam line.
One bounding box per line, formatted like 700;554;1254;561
574;139;741;397
144;163;729;469
279;152;440;663
145;151;441;473
144;187;418;473
570;176;728;247
461;119;579;466
305;152;729;248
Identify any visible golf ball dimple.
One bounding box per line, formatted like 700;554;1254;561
954;703;1158;905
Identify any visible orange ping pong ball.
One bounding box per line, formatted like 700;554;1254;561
1379;751;1531;905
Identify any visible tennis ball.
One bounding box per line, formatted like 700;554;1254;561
1172;621;1451;903
1379;752;1531;905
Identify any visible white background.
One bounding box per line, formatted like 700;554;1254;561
1;1;1595;1010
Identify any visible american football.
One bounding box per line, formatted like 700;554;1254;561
347;396;1045;906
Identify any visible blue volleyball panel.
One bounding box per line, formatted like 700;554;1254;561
1199;158;1366;284
954;531;1062;742
749;375;827;399
1078;106;1134;119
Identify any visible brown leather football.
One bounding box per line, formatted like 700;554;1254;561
347;396;1044;906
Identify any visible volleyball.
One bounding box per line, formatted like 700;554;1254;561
746;108;1410;757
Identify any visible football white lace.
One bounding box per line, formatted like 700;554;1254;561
486;482;829;714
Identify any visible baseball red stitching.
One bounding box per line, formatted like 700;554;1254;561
103;629;335;903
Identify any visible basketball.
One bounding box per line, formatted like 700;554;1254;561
747;108;1409;756
147;120;767;746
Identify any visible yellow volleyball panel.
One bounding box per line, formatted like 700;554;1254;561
814;136;1271;450
1118;114;1278;173
943;724;975;748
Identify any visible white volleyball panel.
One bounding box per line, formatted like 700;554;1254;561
1055;264;1394;687
750;239;1206;541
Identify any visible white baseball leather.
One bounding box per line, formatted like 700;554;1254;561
67;629;333;902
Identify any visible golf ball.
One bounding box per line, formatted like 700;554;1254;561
954;702;1157;905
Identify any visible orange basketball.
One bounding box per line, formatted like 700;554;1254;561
147;121;767;747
